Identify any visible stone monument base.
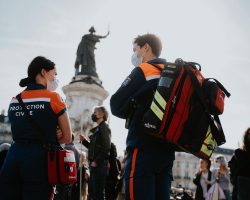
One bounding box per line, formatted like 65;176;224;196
62;75;109;141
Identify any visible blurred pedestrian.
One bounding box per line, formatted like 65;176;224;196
80;106;111;200
229;127;250;200
211;155;231;200
105;142;121;200
193;159;212;200
117;150;127;200
0;143;10;170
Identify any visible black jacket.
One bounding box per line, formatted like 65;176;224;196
229;148;250;184
229;148;250;200
82;121;111;165
193;171;212;200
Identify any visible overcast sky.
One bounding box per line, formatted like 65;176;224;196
0;0;249;154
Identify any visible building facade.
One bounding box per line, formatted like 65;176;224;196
0;112;12;144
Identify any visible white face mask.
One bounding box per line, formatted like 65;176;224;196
47;78;59;91
131;52;142;67
214;162;220;169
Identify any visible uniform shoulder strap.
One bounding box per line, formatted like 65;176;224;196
139;63;164;81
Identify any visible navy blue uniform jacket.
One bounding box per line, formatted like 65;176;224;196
110;58;175;158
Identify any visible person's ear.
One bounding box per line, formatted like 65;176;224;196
144;43;151;53
143;43;148;51
100;112;105;118
40;69;47;77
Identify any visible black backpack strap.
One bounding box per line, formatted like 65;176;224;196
186;62;201;71
150;59;187;72
150;63;164;71
205;78;231;97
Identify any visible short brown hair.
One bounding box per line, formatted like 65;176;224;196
134;33;162;57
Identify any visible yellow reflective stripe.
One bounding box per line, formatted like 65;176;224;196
200;126;217;156
150;101;164;120
154;90;167;110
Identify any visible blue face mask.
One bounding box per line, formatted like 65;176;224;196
47;78;59;91
131;52;142;67
46;72;59;91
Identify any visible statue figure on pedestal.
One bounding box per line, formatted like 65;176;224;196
74;26;109;77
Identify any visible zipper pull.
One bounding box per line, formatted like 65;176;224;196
172;96;176;106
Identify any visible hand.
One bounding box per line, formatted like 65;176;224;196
91;161;97;167
84;173;89;180
56;128;63;140
79;134;86;142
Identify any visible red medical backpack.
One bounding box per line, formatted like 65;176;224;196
143;59;230;159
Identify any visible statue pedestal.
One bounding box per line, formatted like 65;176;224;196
62;75;109;140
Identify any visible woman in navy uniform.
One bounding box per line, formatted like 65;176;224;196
0;56;72;200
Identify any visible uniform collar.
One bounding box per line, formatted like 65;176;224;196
147;58;167;65
26;84;46;91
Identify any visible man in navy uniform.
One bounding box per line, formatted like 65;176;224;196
110;34;175;200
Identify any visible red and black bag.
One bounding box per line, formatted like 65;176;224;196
48;146;77;185
143;59;230;159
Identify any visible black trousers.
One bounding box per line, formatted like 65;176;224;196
89;162;109;200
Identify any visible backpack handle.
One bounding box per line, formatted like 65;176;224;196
205;78;231;97
175;58;202;71
150;58;202;72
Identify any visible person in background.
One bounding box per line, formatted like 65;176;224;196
117;150;127;200
79;152;89;200
0;56;72;200
212;155;231;200
105;142;121;200
229;127;250;200
193;159;212;200
80;106;111;200
0;143;10;170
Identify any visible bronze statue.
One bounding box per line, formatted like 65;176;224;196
75;26;109;77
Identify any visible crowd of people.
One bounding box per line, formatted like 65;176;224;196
193;128;250;200
0;33;249;200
